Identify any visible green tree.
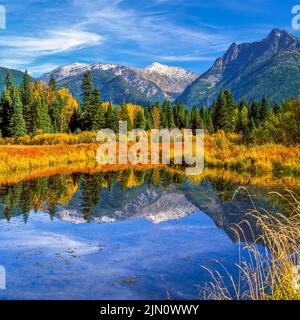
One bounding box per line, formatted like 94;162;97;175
250;101;260;126
174;101;185;129
34;96;52;134
80;71;94;130
105;103;119;132
238;103;249;133
9;90;27;137
134;110;147;129
191;106;202;132
201;106;213;133
166;104;175;129
225;90;238;132
260;96;268;123
212;90;227;131
0;88;13;137
21;71;35;133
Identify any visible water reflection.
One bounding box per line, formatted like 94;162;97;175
0;168;298;242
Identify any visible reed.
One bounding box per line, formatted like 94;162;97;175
203;188;300;300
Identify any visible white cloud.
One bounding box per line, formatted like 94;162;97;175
0;28;103;72
159;54;216;62
0;29;103;56
75;0;232;56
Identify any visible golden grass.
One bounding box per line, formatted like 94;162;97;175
0;130;298;178
204;132;300;174
203;189;300;300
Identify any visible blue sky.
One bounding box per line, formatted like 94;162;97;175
0;0;298;76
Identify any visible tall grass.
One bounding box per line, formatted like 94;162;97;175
0;130;299;175
203;188;300;300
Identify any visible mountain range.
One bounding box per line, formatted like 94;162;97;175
39;62;198;105
178;28;300;107
1;28;300;108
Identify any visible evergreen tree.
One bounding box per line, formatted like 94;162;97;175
250;101;260;126
201;106;213;133
0;88;13;137
134;110;147;129
183;109;191;128
260;96;268;123
225;90;238;132
92;104;105;131
49;97;62;133
80;71;94;130
166;104;175;129
5;72;14;93
174;101;185;129
34;96;52;134
191;106;202;132
160;100;169;128
21;71;35;133
8;90;27;137
212;90;227;131
105;103;119;132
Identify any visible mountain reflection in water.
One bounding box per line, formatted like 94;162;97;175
0;168;298;242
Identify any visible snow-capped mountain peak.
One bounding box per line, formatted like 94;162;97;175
39;61;198;103
144;62;195;77
142;62;198;94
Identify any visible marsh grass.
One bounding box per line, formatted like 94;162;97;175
203;188;300;300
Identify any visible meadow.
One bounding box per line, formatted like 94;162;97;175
0;131;299;176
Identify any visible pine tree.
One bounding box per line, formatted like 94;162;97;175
92;105;105;131
212;90;227;131
34;96;52;134
5;72;14;93
191;106;202;132
105;103;119;132
80;71;94;130
134;110;147;129
225;90;238;132
260;96;268;123
0;88;13;137
49;97;62;133
174;101;185;129
183;109;191;128
161;100;169;128
21;71;35;133
201;106;213;133
9;90;27;137
250;101;260;126
166;104;175;129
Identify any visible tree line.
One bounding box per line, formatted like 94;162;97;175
0;70;299;145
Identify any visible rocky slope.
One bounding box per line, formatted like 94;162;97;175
178;28;300;107
39;62;197;105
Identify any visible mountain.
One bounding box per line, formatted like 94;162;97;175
0;67;29;93
39;62;197;105
178;28;300;107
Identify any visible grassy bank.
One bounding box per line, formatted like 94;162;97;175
0;131;299;175
204;189;300;300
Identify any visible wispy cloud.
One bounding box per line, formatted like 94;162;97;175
0;28;103;72
159;54;216;62
73;0;232;62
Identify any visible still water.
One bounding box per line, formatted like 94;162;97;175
0;168;298;299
